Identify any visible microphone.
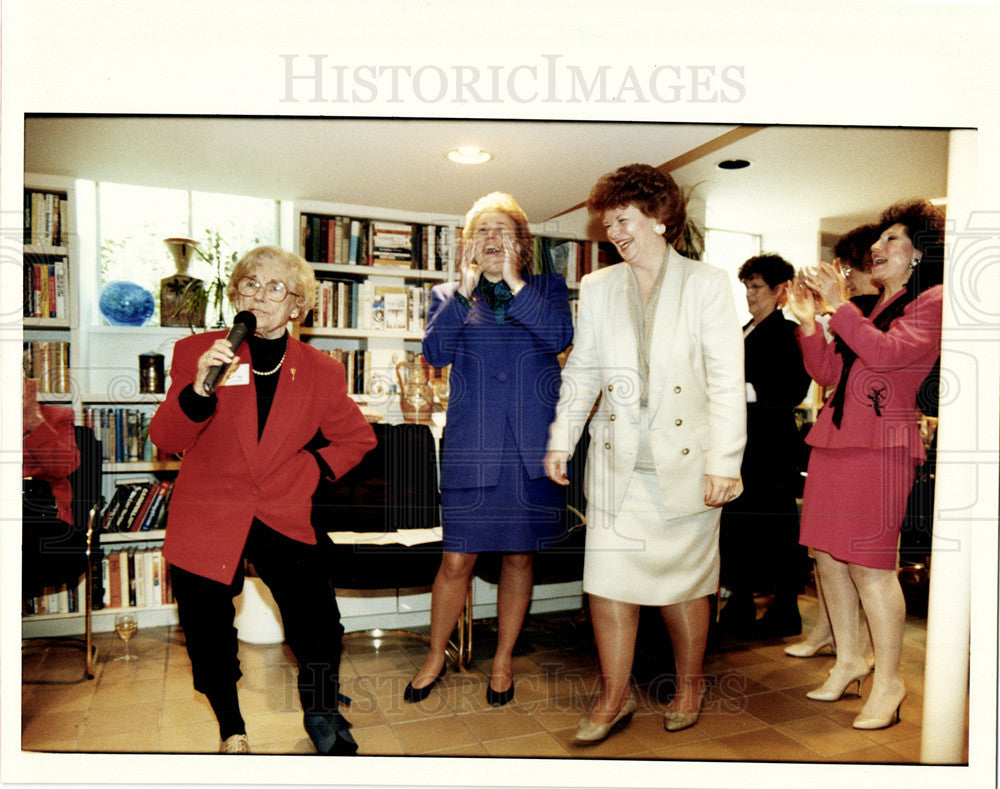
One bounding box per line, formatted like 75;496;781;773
203;310;257;394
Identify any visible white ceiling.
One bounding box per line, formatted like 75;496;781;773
24;116;950;240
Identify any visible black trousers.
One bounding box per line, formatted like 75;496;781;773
171;519;344;716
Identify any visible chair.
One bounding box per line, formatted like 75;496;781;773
312;422;472;667
22;425;103;681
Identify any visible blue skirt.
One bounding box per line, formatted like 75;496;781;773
440;442;565;554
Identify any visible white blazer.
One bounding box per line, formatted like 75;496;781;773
548;247;746;519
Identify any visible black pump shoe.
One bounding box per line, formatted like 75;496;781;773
486;678;515;707
403;665;446;703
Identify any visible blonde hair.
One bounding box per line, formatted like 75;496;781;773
461;192;534;273
226;245;316;321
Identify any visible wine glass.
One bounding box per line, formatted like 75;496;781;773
114;612;138;661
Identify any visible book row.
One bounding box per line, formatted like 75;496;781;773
81;407;160;463
22;576;88;616
24;189;69;247
23;341;71;394
99;547;174;610
300;214;456;270
533;236;601;284
322;347;423;398
23;258;70;319
21;547;175;615
310;279;432;332
100;478;175;533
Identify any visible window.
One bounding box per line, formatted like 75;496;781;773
705;228;762;324
97;182;278;323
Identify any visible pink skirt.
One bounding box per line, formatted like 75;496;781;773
799;446;915;570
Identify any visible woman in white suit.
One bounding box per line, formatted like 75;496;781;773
545;164;746;742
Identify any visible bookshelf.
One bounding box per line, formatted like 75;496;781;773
22;174;78;397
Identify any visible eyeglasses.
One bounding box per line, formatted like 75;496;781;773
236;277;299;303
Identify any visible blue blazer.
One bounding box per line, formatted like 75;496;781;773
423;273;574;489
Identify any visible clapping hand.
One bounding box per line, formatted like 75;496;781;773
500;232;525;293
786;272;820;333
802;261;848;314
457;241;479;299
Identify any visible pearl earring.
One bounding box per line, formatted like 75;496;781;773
909;257;920;269
653;223;667;235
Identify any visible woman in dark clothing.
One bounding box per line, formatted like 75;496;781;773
719;254;812;637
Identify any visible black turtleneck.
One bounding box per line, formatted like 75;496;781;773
178;332;288;440
245;333;287;439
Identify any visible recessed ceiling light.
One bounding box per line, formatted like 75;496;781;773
446;146;492;165
716;158;751;171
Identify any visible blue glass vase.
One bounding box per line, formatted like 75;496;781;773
99;281;155;327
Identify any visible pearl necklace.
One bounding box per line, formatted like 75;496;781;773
252;350;286;376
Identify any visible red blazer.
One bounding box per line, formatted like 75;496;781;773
149;331;376;584
23;404;80;524
797;285;942;464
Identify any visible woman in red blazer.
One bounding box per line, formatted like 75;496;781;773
787;200;944;730
149;246;376;755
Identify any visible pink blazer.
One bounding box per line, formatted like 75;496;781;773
149;331;376;584
797;285;942;464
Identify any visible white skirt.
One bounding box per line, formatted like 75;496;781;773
582;468;720;606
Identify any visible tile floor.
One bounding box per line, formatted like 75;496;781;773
20;591;967;764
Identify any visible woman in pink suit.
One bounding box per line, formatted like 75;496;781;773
786;199;943;729
150;246;376;755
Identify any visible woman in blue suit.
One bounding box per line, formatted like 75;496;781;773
405;193;574;707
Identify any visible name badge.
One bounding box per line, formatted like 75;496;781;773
221;363;250;387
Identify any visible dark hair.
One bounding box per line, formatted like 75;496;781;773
737;253;795;288
586;163;687;249
833;224;880;271
878;198;945;296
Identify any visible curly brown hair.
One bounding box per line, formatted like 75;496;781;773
586;164;686;247
878;198;945;295
833;224;880;272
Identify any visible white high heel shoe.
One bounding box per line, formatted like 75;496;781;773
784;637;835;658
853;682;906;729
806;660;871;701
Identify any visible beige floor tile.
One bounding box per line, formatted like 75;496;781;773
650;738;743;761
425;741;491;757
714;727;820;762
355;724;406;755
20;709;83;748
740;690;815;726
688;706;769;739
160;693;217;727
774;714;885;757
458;705;546;742
157;720;220;753
483;729;572;758
390;715;479;754
18;606;962;765
23;681;97;715
79;701;161;738
88;676;164;710
881;736;922;763
75;726;161;753
826;743;913;763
